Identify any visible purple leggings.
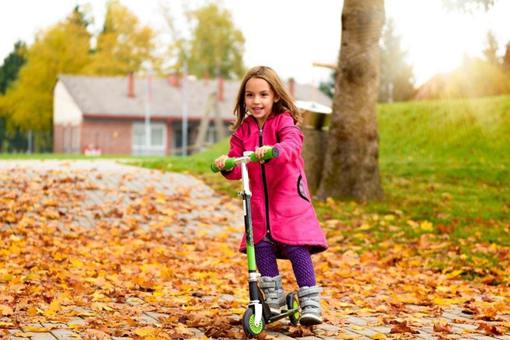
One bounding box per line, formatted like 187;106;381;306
255;239;316;287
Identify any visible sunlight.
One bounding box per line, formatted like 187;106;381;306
386;0;508;86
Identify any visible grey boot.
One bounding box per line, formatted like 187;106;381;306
258;275;286;315
298;286;323;326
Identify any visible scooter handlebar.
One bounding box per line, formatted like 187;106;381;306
210;147;277;173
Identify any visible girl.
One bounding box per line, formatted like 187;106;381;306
214;66;328;326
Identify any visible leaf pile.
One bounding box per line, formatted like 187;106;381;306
0;167;509;338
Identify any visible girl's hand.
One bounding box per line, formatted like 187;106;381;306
214;155;228;170
255;145;272;161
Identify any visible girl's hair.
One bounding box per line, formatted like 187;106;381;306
231;66;301;131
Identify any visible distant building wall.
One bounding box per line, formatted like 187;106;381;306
54;124;80;153
81;120;132;155
53;82;82;125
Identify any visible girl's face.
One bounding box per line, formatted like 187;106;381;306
245;77;278;127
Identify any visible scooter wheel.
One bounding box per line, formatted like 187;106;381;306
242;306;265;338
286;292;300;325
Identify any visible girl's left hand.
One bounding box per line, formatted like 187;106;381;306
255;145;272;161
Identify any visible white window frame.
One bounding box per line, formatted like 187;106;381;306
132;122;167;156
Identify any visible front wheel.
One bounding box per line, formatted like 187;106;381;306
242;306;265;338
286;292;300;325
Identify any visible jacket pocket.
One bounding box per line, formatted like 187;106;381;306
297;174;310;202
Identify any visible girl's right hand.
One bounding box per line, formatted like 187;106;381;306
214;155;228;170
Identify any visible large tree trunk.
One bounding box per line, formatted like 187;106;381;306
317;0;385;201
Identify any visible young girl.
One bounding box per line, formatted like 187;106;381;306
214;66;328;326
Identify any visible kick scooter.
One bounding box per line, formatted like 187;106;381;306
211;149;300;338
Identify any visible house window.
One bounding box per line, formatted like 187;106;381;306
132;122;167;156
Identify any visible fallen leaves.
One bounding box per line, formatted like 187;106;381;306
0;165;509;339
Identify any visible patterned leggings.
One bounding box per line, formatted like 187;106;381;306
255;239;316;287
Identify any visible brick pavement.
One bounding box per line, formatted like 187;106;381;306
0;160;509;340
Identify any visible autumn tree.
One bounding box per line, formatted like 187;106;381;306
379;19;415;102
167;3;245;79
83;0;158;75
0;7;91;151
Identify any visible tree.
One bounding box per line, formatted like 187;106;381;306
502;42;510;70
167;3;245;79
317;0;385;201
379;19;415;102
0;7;91;151
0;41;27;94
0;41;27;151
83;0;158;75
319;71;336;99
483;31;499;65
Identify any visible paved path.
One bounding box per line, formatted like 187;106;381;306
0;160;509;340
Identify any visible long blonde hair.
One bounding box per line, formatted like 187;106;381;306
231;66;301;131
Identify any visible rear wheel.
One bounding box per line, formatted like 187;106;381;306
242;306;265;338
286;292;300;325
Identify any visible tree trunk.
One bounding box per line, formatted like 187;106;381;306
317;0;385;201
303;129;328;194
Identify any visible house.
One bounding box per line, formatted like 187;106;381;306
53;74;332;156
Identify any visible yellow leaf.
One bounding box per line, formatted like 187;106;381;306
357;224;371;231
420;221;434;232
432;297;466;306
0;304;13;316
446;270;463;279
24;326;51;332
134;326;160;337
70;258;84;268
371;333;387;339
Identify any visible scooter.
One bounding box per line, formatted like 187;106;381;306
211;149;300;338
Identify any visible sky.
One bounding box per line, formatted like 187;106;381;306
0;0;509;86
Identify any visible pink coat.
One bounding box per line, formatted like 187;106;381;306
223;112;328;256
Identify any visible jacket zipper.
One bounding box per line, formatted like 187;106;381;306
259;127;271;238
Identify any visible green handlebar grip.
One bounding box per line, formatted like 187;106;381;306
210;157;237;173
210;147;277;173
250;147;277;162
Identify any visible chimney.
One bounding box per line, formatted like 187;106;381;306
217;76;224;102
288;78;295;98
127;72;135;97
167;72;181;87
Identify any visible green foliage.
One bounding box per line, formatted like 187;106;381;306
171;3;245;79
83;0;158;75
319;71;335;99
0;41;27;94
0;41;27;151
379;19;415;102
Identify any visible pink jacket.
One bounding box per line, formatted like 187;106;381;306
223;112;328;256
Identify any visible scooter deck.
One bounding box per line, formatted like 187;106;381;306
267;307;300;323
